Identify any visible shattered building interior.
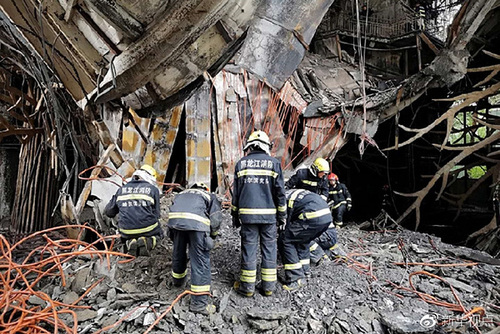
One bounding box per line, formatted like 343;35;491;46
1;0;500;333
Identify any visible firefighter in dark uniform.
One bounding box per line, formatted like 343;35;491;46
232;130;287;297
167;182;222;315
279;189;332;291
327;172;352;227
415;2;426;30
310;172;349;264
285;158;330;200
105;164;163;256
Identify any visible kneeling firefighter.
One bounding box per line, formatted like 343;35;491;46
105;164;163;256
278;189;332;291
167;182;222;315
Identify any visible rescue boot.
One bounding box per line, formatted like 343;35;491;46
137;237;149;256
190;304;216;315
316;254;330;267
283;279;304;292
330;244;347;260
173;276;186;288
258;284;274;297
126;238;138;256
137;236;157;256
233;281;254;297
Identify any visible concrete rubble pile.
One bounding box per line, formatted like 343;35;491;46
15;202;500;334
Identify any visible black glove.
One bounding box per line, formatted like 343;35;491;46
277;217;287;232
347;202;352;211
232;215;241;228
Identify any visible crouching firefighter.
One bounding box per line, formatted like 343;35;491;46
167;182;222;315
105;164;163;256
278;189;331;291
232;130;287;297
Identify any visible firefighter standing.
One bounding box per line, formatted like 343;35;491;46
167;183;222;315
232;130;287;297
285;158;330;200
105;164;163;256
415;2;426;30
279;189;332;291
327;172;352;227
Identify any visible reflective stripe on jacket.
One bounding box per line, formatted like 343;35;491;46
285;168;329;199
168;189;222;235
286;189;332;227
105;179;161;236
232;150;287;224
328;182;351;208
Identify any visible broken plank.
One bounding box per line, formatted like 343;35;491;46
75;144;115;216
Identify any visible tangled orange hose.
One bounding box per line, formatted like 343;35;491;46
0;225;132;333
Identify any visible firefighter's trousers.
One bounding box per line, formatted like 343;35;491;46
279;222;329;284
171;230;213;311
310;226;338;264
331;204;347;225
239;223;277;293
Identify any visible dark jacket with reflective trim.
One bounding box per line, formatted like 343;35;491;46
167;189;222;235
232;150;287;224
286;189;332;226
328;182;351;207
105;179;162;236
285;168;329;199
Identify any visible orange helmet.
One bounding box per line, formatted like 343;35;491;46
328;173;339;181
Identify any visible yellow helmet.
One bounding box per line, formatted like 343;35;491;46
243;130;271;153
311;158;330;176
140;164;157;179
191;182;210;192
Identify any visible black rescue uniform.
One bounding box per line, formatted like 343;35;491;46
328;182;352;225
167;188;222;312
309;225;338;265
285;168;329;200
231;150;287;294
105;178;163;239
279;189;332;284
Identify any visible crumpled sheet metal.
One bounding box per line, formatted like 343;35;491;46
235;0;334;90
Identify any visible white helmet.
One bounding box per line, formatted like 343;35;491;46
243;130;272;154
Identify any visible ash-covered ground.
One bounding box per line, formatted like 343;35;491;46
24;199;500;334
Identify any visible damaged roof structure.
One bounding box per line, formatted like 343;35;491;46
1;0;500;332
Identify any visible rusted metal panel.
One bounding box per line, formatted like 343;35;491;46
300;117;337;152
122;108;150;166
143;106;183;182
185;83;212;186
